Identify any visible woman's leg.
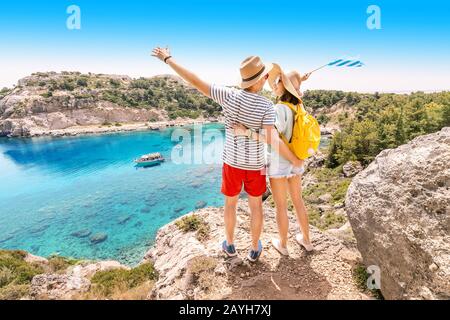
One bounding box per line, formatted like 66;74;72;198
287;175;311;244
269;177;289;248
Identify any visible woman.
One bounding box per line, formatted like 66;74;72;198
234;64;314;255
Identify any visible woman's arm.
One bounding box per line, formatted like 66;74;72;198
152;47;211;98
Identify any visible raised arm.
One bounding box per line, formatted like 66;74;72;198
151;47;211;98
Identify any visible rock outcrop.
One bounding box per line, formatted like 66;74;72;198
0;72;219;137
342;161;363;177
144;201;370;300
346;127;450;300
29;261;128;300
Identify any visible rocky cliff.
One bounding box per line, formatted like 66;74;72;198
0;200;373;300
144;200;370;300
346;127;450;300
0;72;221;137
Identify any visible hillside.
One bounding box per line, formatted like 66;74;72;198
0;72;221;137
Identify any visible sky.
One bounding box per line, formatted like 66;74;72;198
0;0;449;93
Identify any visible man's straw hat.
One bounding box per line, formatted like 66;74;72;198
240;56;273;89
268;63;303;101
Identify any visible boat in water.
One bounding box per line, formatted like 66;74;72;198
134;152;165;167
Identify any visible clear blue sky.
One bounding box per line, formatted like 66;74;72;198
1;0;449;92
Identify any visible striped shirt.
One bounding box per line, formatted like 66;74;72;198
210;84;275;170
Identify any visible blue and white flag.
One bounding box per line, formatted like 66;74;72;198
327;59;364;68
309;58;365;73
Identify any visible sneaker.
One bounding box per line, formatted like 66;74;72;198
295;234;314;252
247;240;263;262
271;238;289;256
222;240;237;257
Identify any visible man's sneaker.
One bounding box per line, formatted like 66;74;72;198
222;240;237;257
247;240;263;262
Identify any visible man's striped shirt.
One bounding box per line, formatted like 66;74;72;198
210;84;275;170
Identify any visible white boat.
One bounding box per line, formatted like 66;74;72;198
134;152;165;167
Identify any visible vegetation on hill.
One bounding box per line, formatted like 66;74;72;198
322;91;450;167
0;249;157;300
6;72;222;120
267;90;449;232
297;89;450;167
0;88;11;100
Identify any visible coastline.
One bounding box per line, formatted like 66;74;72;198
3;118;224;139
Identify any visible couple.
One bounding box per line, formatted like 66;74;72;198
152;47;313;262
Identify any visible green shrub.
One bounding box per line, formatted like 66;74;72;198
109;79;121;88
48;256;79;273
91;263;157;297
41;91;53;98
0;250;44;290
0;87;11;99
176;215;203;232
76;78;88;87
176;215;211;242
60;80;75;91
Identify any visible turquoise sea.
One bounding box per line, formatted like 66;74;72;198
0;124;226;265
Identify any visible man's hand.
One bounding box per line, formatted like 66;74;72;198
233;123;249;137
150;46;211;97
152;47;172;63
293;159;305;169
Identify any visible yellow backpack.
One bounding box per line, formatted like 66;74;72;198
277;101;321;160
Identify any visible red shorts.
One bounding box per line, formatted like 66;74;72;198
221;163;267;197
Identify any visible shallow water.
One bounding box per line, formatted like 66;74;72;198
0;124;225;265
0;123;330;265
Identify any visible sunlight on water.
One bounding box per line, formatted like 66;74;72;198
0;123;329;265
0;124;225;265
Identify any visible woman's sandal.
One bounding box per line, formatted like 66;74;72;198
271;238;289;256
296;234;314;252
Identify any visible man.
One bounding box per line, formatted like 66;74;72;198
151;47;302;262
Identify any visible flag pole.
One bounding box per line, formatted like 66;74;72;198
308;63;329;74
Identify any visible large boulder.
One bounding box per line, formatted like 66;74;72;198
346;128;450;300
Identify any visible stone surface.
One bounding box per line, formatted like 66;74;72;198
342;161;363;177
0;72;220;137
144;201;370;300
346;128;450;300
29;260;128;300
90;233;108;244
30;274;91;300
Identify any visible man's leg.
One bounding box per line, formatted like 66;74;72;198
247;195;263;251
224;195;239;245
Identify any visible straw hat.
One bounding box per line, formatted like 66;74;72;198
268;63;303;101
240;56;274;89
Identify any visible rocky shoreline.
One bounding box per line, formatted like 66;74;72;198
1;118;222;139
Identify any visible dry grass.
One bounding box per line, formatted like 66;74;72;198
188;256;218;291
89;262;157;299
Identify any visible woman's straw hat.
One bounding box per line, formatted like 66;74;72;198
240;56;274;89
268;63;303;101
